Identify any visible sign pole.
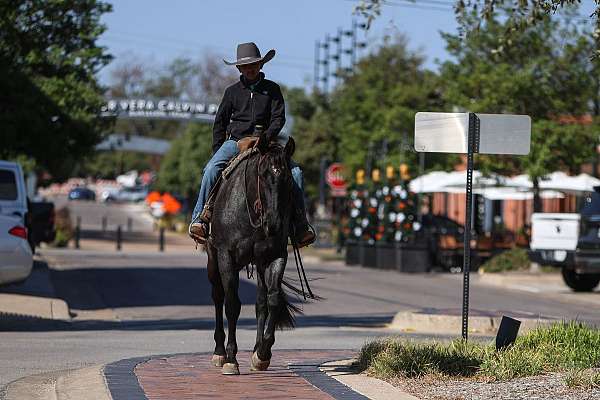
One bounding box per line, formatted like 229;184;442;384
414;111;530;341
462;113;480;340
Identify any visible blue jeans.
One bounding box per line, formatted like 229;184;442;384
191;139;306;223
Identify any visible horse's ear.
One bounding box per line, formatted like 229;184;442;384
284;136;295;159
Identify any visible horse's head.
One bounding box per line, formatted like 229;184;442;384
257;140;295;236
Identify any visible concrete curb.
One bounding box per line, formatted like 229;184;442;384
0;293;70;321
3;365;111;400
388;310;555;335
473;271;565;294
321;359;420;400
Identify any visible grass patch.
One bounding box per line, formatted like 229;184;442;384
479;248;531;273
52;207;73;247
564;368;600;388
359;321;600;382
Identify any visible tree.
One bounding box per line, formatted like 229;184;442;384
285;87;337;198
155;122;213;208
355;1;600;58
439;5;599;210
287;36;456;198
330;35;453;174
80;53;238;179
0;0;113;179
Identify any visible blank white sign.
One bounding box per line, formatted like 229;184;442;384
414;112;531;155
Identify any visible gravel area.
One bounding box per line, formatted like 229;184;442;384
386;372;600;400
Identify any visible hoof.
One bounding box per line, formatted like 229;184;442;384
250;351;270;371
211;354;225;368
222;362;240;375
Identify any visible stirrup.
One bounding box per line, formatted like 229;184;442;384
189;222;208;245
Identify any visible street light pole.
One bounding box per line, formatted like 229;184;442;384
314;40;320;91
322;35;330;95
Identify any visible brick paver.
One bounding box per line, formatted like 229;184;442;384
135;350;356;400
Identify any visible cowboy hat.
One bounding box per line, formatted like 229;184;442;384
223;42;275;66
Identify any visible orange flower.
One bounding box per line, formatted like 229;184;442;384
145;191;161;205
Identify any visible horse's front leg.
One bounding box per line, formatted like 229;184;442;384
207;246;225;367
252;257;288;371
219;252;241;375
253;271;267;355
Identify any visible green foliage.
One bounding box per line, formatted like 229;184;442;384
479;248;531;273
524;120;597;180
0;1;113;180
287;36;456;198
333;35;449;172
564;368;600;389
357;1;600;59
76;151;155;179
439;4;600;210
363;338;483;378
284;87;336;198
360;322;600;382
155;123;212;199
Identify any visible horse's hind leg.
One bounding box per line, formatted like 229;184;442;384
207;246;225;367
219;252;241;375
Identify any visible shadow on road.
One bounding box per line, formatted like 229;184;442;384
50;267;257;309
0;312;395;332
0;261;395;333
0;260;56;298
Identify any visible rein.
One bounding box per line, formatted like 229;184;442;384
243;151;266;231
242;148;316;300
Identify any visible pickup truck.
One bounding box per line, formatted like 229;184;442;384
529;191;600;291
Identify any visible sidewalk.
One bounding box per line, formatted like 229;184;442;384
4;350;418;400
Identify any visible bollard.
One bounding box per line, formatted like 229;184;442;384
102;216;107;232
116;225;122;251
127;217;133;232
159;227;165;252
75;216;81;249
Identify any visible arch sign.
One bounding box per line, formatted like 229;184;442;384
101;98;220;121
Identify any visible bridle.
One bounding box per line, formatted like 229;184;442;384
243;150;267;232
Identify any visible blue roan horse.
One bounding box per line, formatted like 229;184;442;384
206;141;302;375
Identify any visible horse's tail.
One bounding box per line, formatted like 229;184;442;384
274;281;303;330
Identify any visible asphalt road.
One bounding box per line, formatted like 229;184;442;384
1;201;600;389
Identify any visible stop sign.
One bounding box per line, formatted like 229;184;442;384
326;163;347;196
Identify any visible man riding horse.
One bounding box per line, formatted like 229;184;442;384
189;42;315;248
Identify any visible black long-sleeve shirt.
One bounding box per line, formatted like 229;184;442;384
212;72;286;154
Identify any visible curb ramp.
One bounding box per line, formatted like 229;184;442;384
389;309;557;335
321;359;420;400
0;293;70;321
3;365;111;400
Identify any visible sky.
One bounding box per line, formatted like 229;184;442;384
98;0;598;93
97;0;460;92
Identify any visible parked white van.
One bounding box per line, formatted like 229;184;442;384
0;161;33;285
0;161;28;223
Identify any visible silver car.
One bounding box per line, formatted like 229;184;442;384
0;214;33;285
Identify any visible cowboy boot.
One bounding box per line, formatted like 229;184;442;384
293;206;316;248
189;219;208;244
